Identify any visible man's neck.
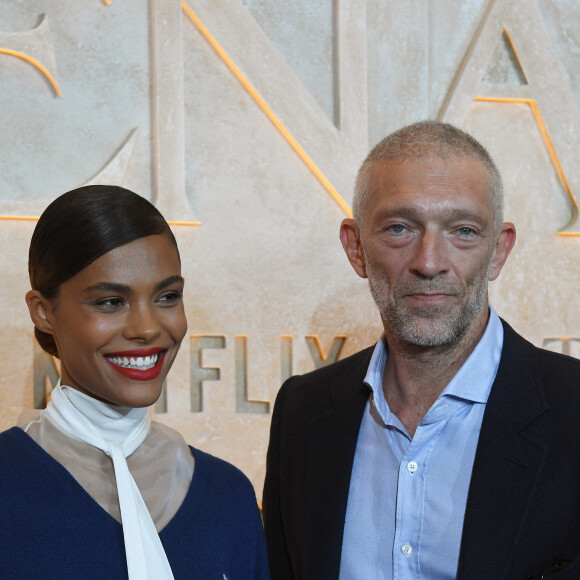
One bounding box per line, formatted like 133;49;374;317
382;310;489;437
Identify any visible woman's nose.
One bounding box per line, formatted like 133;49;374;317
123;305;161;342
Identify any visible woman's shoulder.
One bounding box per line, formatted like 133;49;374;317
187;445;260;512
0;426;66;476
0;427;68;497
0;426;34;460
191;446;251;482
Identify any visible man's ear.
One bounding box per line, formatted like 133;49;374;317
489;222;516;281
340;218;368;279
25;290;55;334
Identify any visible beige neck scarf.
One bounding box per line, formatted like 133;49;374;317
45;383;174;580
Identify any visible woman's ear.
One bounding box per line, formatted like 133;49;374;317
25;290;55;334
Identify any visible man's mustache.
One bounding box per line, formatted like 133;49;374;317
394;280;462;297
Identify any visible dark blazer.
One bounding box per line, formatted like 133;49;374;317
263;320;580;580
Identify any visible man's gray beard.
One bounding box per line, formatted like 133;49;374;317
367;261;491;348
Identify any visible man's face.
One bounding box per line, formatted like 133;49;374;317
342;157;514;347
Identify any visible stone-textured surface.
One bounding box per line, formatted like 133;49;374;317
0;0;579;497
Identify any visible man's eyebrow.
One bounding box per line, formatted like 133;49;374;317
374;207;488;224
445;209;488;224
375;207;420;220
372;207;425;225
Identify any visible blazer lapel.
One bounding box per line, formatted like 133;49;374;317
303;350;371;580
457;321;549;580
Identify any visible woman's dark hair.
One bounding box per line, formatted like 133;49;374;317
29;185;178;357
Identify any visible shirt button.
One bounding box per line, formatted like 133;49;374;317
401;543;413;557
407;461;418;473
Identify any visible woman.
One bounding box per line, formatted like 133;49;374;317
0;185;269;579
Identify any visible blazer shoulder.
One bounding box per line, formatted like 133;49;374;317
534;343;580;394
275;345;375;412
501;318;580;396
282;345;374;390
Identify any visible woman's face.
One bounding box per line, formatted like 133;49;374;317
27;234;187;407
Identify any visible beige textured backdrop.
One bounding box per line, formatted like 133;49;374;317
1;0;579;497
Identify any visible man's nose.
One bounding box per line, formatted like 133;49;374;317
409;229;450;279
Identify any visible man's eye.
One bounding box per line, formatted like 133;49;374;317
388;224;407;234
457;227;475;236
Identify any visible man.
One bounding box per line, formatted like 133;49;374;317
262;121;580;580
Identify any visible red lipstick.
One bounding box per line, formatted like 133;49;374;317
105;349;167;381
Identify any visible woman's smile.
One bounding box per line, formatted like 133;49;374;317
105;348;167;380
32;234;187;407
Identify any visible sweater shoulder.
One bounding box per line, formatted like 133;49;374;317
190;446;258;501
0;427;41;471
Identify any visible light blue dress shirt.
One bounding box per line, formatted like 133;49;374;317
339;307;504;580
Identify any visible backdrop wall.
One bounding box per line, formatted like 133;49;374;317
1;0;579;497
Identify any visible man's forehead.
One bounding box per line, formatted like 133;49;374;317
367;156;490;193
362;156;494;223
369;153;486;172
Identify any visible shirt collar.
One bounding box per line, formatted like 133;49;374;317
364;306;504;425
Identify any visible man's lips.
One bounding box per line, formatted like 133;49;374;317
403;292;455;304
407;292;453;297
104;348;167;381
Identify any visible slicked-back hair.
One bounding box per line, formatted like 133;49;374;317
353;120;504;234
29;185;178;357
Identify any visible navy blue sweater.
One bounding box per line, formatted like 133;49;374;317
0;427;269;579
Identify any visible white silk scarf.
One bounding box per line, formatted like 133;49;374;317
45;383;175;580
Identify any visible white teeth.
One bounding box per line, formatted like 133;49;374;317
107;353;160;370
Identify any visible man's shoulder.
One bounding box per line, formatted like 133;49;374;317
502;319;580;370
277;345;375;408
501;319;580;395
288;345;374;385
533;340;580;386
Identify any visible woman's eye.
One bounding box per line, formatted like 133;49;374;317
157;291;182;305
94;297;124;310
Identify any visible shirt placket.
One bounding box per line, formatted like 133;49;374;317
392;419;447;580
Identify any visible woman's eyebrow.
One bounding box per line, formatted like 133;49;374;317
154;275;185;292
85;282;131;293
84;276;184;294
